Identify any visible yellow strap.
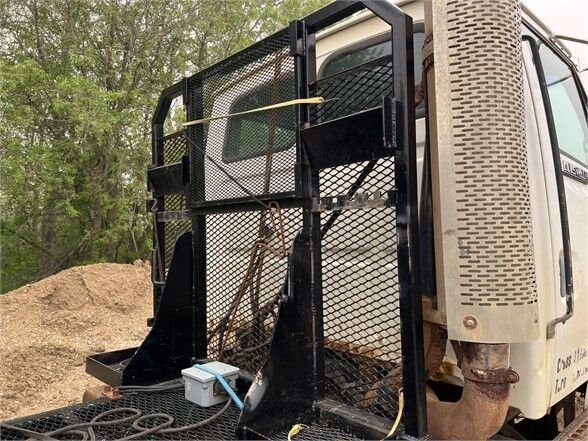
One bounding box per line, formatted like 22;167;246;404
183;97;325;127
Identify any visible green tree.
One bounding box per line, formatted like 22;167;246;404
0;0;329;293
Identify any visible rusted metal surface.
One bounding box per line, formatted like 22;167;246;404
466;367;519;384
422;298;447;377
324;337;392;362
430;358;463;386
82;385;121;403
359;365;402;414
82;386;104;403
427;343;519;440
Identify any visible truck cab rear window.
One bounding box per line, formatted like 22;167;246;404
223;75;296;163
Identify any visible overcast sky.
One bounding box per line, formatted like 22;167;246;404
523;0;588;87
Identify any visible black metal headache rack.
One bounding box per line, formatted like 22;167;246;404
3;1;427;439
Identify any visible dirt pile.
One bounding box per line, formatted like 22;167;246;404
0;262;152;420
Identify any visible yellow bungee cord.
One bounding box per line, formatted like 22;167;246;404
384;388;404;440
287;423;309;441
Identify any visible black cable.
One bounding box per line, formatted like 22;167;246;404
1;408;141;441
125;399;231;439
2;396;232;441
116;380;184;393
118;413;175;440
0;424;59;441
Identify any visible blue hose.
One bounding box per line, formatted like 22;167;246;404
192;364;244;410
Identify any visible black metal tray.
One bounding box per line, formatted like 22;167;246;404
85;347;138;387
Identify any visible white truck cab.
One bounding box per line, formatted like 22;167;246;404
202;0;587;424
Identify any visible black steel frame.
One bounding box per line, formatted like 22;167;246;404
86;1;427;439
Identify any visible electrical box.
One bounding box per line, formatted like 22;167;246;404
181;362;240;407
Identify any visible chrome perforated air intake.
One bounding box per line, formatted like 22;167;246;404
432;0;539;342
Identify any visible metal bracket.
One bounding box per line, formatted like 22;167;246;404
463;367;520;384
156;210;191;222
312;190;395;212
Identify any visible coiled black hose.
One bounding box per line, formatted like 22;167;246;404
0;384;233;441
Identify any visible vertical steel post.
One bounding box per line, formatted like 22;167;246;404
291;17;325;401
186;78;208;359
391;13;428;439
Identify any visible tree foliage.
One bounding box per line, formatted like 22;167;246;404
0;0;329;293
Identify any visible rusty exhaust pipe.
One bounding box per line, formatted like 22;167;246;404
426;343;519;440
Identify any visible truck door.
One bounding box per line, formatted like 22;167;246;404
523;27;588;408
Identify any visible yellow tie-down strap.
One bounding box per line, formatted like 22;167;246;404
183;97;325;127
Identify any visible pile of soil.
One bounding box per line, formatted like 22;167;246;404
0;262;152;420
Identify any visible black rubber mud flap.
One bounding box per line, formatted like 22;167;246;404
122;231;195;385
237;229;319;438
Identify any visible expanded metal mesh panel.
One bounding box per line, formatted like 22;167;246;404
2;389;239;440
160;134;190;275
187;31;297;204
162;133;187;164
310;56;393;124
307;36;401;416
433;0;538;341
205;208;301;374
320;159;401;415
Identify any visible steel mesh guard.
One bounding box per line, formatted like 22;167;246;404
310;50;401;415
320;159;401;415
205;208;301;374
159;134;190;275
188;31;297;205
146;7;415;431
311;56;393;124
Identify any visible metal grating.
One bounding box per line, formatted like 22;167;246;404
160;134;190;275
311;56;393;125
320;159;401;416
1;390;367;441
1;389;240;440
145;9;411;430
554;407;588;441
187;31;297;204
308;41;401;417
162;133;187;164
205;208;302;374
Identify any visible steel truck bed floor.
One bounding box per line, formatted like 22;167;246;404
555;408;588;441
1;387;365;440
